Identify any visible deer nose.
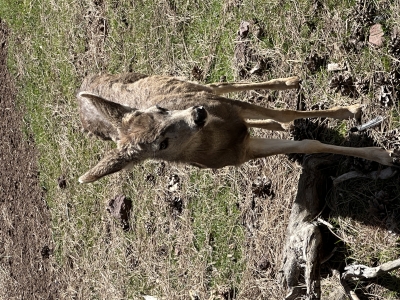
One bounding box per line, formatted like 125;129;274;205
192;106;207;127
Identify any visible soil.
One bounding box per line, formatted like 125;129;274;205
0;21;59;299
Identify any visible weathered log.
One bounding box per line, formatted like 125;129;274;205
343;258;400;281
279;155;337;300
332;167;397;185
279;154;400;299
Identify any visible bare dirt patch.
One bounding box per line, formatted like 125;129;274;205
0;21;59;299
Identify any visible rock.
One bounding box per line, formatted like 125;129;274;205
369;23;384;47
238;21;250;38
107;195;132;231
143;296;158;300
327;63;346;72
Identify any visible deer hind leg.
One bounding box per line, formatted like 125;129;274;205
245;120;289;131
238;102;362;123
246;138;395;166
207;76;300;95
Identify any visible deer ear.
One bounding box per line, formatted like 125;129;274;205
79;149;135;183
78;92;135;128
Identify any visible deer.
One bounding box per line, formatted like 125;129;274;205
77;72;397;183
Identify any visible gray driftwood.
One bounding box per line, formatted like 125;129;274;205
343;258;400;281
279;155;400;300
279;155;336;300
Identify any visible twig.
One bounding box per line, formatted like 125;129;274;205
316;217;351;244
340;277;361;300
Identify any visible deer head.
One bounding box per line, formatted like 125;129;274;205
78;92;208;183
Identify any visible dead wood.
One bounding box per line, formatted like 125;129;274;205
279;155;337;300
342;258;400;281
332;167;397;185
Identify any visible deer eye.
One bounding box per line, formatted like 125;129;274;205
159;138;169;150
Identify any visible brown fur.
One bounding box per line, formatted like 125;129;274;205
77;73;396;183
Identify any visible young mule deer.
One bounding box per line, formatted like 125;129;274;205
77;73;396;183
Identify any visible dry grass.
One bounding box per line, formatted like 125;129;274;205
1;0;400;299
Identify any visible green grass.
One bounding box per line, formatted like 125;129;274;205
189;173;244;288
2;0;400;299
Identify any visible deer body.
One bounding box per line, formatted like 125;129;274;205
77;73;396;183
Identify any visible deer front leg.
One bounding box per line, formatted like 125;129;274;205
207;76;300;95
245;138;395;166
238;103;362;123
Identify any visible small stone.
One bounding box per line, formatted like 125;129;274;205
327;63;346;72
369;23;384;47
107;195;132;231
238;21;250;38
